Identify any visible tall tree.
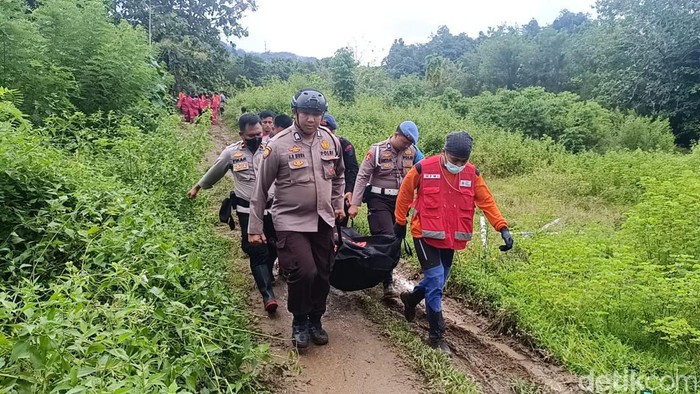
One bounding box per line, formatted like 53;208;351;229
111;0;256;92
329;47;357;104
587;0;700;144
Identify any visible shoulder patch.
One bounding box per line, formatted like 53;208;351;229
263;145;272;159
364;150;373;161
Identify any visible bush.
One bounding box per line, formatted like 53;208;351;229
0;99;267;392
0;0;169;122
455;87;675;153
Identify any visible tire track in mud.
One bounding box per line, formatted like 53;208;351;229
391;268;583;394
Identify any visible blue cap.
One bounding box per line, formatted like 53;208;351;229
322;114;337;130
398;121;419;144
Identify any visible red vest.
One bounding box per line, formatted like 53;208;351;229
415;155;477;250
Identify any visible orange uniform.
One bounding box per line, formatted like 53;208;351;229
394;165;507;239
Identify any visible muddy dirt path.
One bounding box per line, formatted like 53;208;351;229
204;124;583;394
391;268;583;394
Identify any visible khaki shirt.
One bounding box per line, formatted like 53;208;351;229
350;138;416;206
249;125;345;233
197;141;260;201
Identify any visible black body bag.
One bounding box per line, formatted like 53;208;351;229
330;225;402;291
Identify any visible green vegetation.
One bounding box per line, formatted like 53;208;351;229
2;0;699;392
0;87;269;392
234;76;700;392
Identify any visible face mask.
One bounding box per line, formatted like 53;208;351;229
444;155;466;174
245;137;262;152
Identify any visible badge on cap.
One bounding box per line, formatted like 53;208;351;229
263;146;272;159
321;140;331;150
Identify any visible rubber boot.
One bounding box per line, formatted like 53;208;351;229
426;306;451;356
291;315;309;349
399;287;425;322
308;314;329;346
251;264;277;313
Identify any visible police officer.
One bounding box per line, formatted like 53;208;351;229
321;114;358;227
188;113;279;314
248;88;345;349
347;121;419;298
393;131;514;354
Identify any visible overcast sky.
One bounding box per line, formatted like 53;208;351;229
228;0;597;65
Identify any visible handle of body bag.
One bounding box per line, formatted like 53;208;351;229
335;220;343;247
402;238;413;257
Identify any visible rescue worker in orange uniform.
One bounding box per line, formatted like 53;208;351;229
211;93;221;125
393;131;514;355
177;92;186;119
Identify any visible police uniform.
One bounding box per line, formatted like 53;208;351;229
351;138;416;291
248;125;344;321
351;139;417;235
197;140;277;305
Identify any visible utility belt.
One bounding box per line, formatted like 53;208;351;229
369;186;399;196
235;195;271;216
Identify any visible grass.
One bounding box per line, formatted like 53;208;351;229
357;294;479;394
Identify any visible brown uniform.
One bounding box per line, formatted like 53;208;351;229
350;139;416;289
351;139;417;235
197;141;277;305
249;125;344;319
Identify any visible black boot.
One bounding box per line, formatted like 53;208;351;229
291;316;310;349
399;287;425;322
308;315;329;346
426;307;451;356
382;274;397;299
251;264;277;313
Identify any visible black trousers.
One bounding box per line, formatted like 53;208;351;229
275;218;335;318
366;193;397;285
237;205;277;303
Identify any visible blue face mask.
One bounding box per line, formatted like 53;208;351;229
444;155;466;174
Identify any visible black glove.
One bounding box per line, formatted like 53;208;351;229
393;223;407;239
499;228;514;251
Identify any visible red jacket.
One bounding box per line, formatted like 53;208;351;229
414;155;478;250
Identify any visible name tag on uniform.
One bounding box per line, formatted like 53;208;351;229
424;174;440;179
233;162;249;172
460;180;472;188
